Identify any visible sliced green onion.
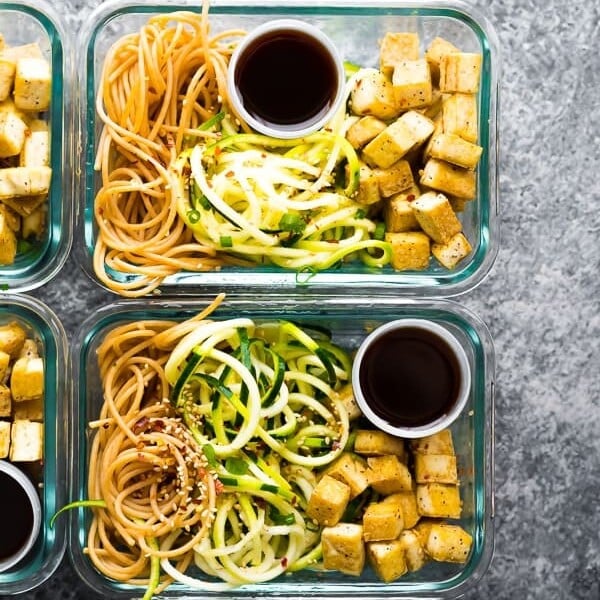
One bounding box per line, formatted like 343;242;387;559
49;499;107;529
278;212;306;235
373;221;386;241
220;235;233;248
187;209;201;224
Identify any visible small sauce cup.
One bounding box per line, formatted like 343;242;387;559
227;19;346;139
352;319;471;439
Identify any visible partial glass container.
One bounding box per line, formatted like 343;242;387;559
75;0;499;297
0;294;69;595
70;295;494;598
0;0;73;293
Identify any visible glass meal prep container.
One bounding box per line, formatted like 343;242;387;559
69;295;494;598
74;0;499;297
0;0;72;293
0;294;69;595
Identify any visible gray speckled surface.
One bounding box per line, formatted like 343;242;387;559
4;0;600;597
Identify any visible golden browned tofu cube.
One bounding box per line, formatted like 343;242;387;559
416;483;462;518
307;474;351;526
0;111;27;158
374;160;414;198
386;231;431;271
411;429;455;455
414;453;458;484
1;43;43;62
363;500;404;541
21;204;46;239
13;395;44;421
380;32;420;78
322;523;365;576
0;166;52;199
0;349;10;383
350;68;399;120
413;518;437;549
384;193;419;233
10;356;44;402
0;209;16;265
367;455;413;494
14;57;51;112
0;421;10;458
354;429;407;459
392;59;432;110
0;58;15;102
439;52;482;94
18;339;39;360
425;37;460;85
383;491;420;529
335;384;362;421
412;191;462;244
367;539;408;583
0;382;11;417
420;159;476;199
324;452;369;499
354;162;381;205
19;119;49;168
417;87;444;119
429;132;482;169
432;232;473;269
426;523;473;563
399;529;428;571
346;116;387;149
442;93;478;143
0;321;26;357
10;419;43;461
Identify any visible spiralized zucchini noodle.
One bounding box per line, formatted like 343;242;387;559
84;295;352;596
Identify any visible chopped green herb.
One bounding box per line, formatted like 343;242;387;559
220;235;233;248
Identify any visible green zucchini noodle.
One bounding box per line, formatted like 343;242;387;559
85;298;352;596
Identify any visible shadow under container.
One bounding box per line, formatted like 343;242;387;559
70;296;494;598
0;0;73;293
75;0;499;297
0;294;69;595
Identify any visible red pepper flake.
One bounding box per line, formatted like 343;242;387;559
332;440;341;450
407;194;416;202
281;557;288;568
214;147;222;157
214;479;224;495
225;170;234;178
133;416;150;434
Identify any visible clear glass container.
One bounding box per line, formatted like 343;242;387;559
75;0;500;297
70;295;495;598
0;0;73;293
0;294;69;595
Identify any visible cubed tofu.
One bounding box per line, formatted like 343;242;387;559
416;483;462;518
346;116;387;149
0;58;15;101
20;119;49;167
363;500;404;541
307;474;351;526
384;188;420;233
0;321;26;357
0;44;43;62
448;196;469;213
0;350;9;383
324;453;370;499
380;32;420;78
354;429;407;459
350;68;399;120
363;111;434;168
21;204;46;239
1;193;46;217
439;52;482;94
354;162;381;205
417;87;444;120
382;491;420;529
0;383;11;416
10;356;44;402
425;37;460;85
1;204;20;231
392;59;432;110
14;57;51;112
10;419;43;461
367;455;413;494
425;523;473;563
0;421;10;458
0;166;52;199
0;111;27;157
399;529;428;571
412;191;462;244
432;232;472;269
442;93;478;143
322;523;365;576
0;208;17;264
374;159;414;198
429;132;482;169
410;429;455;455
18;338;39;359
419;159;476;199
367;539;408;583
13;395;44;421
414;453;458;484
422;113;443;161
413;518;437;550
385;231;430;271
335;384;362;421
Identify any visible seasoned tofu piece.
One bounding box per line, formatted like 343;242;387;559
442;93;478;143
425;523;472;563
414;453;458;484
18;338;39;359
416;482;462;518
0;383;11;416
432;232;472;269
411;430;455;455
0;349;10;382
324;452;369;499
0;210;17;264
307;474;351;526
0;421;10;458
0;43;43;61
0;321;26;357
20;119;49;167
322;522;365;576
429;132;482;169
0;111;27;157
367;455;413;494
346;116;387;149
10;419;43;461
425;37;460;85
362;500;404;541
419;158;476;199
413;518;437;549
334;384;362;421
13;395;43;421
439;52;482;94
379;32;420;78
0;166;52;199
412;191;462;244
384;187;420;232
1;193;46;217
10;356;44;402
399;529;428;571
21;204;46;239
374;159;414;198
385;230;431;271
367;539;407;583
382;491;420;529
448;196;469;213
392;59;432;110
350;68;399;120
354;429;407;459
1;204;20;232
14;57;51;111
417;87;444;119
0;57;15;101
354;162;381;205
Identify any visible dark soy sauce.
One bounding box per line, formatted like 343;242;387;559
358;327;460;428
0;470;34;561
234;29;338;128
